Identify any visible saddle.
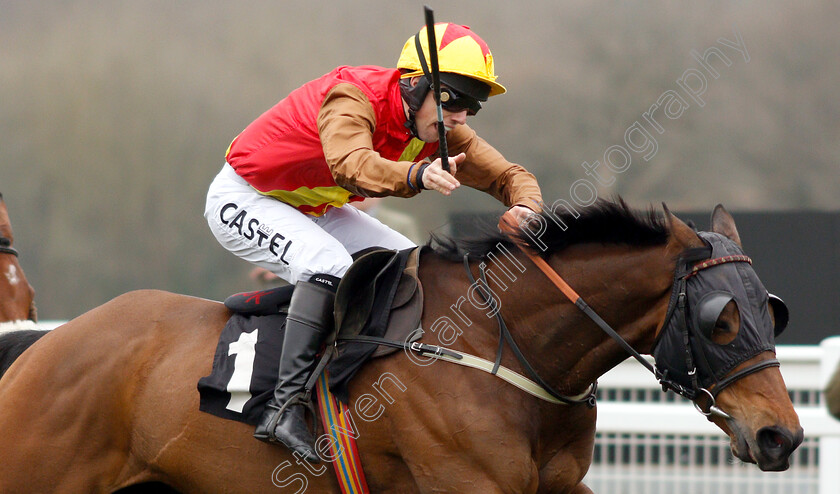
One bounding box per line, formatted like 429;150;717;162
334;246;424;353
199;247;424;423
223;247;423;355
328;247;424;400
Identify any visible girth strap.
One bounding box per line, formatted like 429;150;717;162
336;333;597;405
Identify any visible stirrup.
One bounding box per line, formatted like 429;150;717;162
266;392;316;440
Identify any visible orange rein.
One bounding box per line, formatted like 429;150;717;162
498;211;583;304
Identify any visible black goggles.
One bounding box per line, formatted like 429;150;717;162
440;86;482;116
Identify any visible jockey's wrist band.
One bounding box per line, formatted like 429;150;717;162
407;163;418;192
416;162;431;190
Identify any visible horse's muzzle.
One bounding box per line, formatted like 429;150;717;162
752;425;804;471
733;423;804;472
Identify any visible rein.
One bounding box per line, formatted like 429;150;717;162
496;212;662;395
0;236;19;257
461;255;597;406
338;214;771;413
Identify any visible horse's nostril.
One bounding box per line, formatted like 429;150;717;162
755;425;803;471
757;426;794;458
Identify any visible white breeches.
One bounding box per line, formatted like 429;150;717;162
205;164;416;284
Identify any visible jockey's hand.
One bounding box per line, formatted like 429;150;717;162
249;267;279;284
420;153;466;195
507;205;539;227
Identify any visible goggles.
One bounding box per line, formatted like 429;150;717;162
440;86;482;116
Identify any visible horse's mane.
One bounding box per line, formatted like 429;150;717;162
427;197;669;261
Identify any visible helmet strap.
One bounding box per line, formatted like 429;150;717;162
398;31;438;139
399;77;429;138
413;31;435;86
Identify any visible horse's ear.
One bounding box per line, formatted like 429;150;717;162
710;204;742;247
662;202;703;249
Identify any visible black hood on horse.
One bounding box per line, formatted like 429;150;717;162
652;231;787;395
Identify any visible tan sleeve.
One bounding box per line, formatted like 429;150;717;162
317;83;423;198
447;124;543;210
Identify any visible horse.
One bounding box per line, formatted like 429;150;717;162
0;199;801;493
825;360;840;420
0;192;37;327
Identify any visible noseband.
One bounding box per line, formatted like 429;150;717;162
498;212;782;420
0;236;19;257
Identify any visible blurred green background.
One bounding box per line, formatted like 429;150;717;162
1;1;837;320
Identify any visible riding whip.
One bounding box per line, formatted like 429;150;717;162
422;6;450;172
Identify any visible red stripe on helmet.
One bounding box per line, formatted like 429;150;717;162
438;23;490;56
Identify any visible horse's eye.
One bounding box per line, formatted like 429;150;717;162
709;301;740;345
694;292;739;345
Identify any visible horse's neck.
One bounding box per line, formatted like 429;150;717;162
489;243;674;394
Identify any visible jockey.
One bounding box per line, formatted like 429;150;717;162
204;22;543;463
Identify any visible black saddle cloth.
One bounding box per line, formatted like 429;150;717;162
197;248;414;424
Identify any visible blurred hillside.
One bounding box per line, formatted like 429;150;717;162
1;0;838;319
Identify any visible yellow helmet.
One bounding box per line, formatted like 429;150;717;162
397;23;506;97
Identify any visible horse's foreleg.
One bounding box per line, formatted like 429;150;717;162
395;439;541;494
537;438;595;493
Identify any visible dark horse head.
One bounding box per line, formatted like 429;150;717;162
0;193;37;326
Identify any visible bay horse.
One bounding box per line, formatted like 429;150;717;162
0;192;37;327
0;199;801;493
826;361;840;420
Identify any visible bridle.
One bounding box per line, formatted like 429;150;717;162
0;233;38;324
0;235;19;258
496;211;782;419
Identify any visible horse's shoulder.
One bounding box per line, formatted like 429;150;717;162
107;289;224;310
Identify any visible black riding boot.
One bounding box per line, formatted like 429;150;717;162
253;274;338;463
